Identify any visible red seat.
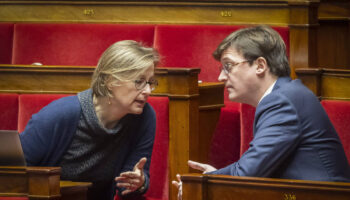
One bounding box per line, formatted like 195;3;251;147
145;97;169;200
0;23;14;64
209;102;241;168
12;24;155;66
18;94;70;133
154;25;244;85
114;96;169;200
239;103;255;156
321;100;350;164
0;93;18;130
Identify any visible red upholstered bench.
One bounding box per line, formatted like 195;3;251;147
12;24;155;66
0;23;14;64
321;100;350;164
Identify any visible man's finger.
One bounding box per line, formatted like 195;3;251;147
188;160;206;172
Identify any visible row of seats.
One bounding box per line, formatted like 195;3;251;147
0;93;169;200
0;23;289;99
0;22;290;168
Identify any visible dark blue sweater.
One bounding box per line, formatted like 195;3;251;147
20;93;156;199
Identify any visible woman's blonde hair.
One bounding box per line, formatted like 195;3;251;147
91;40;160;97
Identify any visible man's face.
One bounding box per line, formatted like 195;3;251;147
218;47;258;104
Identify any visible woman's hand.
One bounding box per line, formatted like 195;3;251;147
115;157;147;195
172;160;217;200
172;174;182;200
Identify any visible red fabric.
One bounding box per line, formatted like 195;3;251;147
0;93;18;130
154;25;244;83
115;96;169;200
209;102;241;168
12;24;155;66
321;100;350;163
239;103;255;156
114;97;169;200
0;23;14;64
145;97;169;200
18;94;70;133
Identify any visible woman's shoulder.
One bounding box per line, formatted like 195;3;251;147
33;95;81;122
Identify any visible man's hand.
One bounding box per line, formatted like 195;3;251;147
188;160;217;173
115;157;147;195
172;160;217;200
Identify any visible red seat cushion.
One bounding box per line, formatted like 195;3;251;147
0;23;14;64
18;94;70;133
321;100;350;163
12;24;155;66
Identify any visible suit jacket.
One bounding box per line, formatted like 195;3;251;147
209;77;350;182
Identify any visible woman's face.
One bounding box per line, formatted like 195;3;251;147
109;65;155;115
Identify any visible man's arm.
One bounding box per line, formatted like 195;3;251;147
209;93;301;177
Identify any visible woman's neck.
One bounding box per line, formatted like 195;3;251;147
93;95;124;129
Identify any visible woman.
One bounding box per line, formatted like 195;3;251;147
20;40;160;199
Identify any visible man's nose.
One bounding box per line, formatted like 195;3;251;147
218;70;227;82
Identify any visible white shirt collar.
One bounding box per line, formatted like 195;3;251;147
258;80;277;105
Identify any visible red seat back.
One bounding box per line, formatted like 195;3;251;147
0;23;14;64
209;102;241;168
18;94;70;133
321;100;350;163
239;103;255;156
12;24;155;66
145;96;169;200
0;93;18;130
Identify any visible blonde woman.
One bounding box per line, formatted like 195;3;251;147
20;40;159;199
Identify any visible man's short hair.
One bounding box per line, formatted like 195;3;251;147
213;25;290;77
91;40;159;97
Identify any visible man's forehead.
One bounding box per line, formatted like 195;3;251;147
220;47;243;61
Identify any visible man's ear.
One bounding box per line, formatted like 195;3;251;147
256;57;268;75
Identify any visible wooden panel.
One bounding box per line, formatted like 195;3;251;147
0;1;290;25
197;82;225;165
317;0;350;69
182;173;350;200
0;166;91;199
295;68;350;100
317;20;350;69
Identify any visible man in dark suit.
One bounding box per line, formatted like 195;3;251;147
173;25;350;195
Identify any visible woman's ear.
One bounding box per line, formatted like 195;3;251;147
105;77;115;91
256;57;268;75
